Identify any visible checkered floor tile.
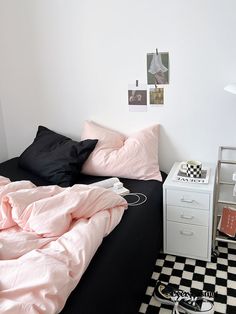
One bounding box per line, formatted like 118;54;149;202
139;242;236;314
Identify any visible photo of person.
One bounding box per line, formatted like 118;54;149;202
128;84;148;112
128;90;147;106
149;87;164;105
147;52;169;85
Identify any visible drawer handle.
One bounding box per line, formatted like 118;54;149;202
180;230;194;236
180;197;194;203
180;214;194;220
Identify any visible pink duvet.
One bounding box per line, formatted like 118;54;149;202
0;176;127;313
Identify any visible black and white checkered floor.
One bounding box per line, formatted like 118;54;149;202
139;242;236;314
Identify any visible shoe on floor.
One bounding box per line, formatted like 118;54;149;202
154;281;214;314
154;281;181;306
179;297;214;314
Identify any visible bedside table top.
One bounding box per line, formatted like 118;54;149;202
163;162;216;192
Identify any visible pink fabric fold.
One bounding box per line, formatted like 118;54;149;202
0;176;127;313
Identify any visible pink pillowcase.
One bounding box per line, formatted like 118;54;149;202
81;121;162;181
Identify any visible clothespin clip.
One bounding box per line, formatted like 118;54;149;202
156;48;159;55
136;80;139;87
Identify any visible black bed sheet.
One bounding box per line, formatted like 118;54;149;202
0;157;166;314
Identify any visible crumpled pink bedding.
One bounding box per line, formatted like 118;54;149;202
0;176;127;314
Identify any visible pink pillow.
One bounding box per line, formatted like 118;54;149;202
81;121;162;181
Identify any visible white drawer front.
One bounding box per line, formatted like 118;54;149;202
166;189;210;210
167;206;209;226
166;221;208;259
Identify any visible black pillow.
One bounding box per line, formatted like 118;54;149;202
19;126;98;187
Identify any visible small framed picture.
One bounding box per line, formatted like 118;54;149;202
147;52;169;85
128;84;147;112
149;87;164;105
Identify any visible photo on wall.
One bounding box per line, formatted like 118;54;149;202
128;85;147;112
147;52;169;85
149;87;164;105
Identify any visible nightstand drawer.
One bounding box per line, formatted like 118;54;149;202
167;206;209;226
166;221;208;259
166;189;210;210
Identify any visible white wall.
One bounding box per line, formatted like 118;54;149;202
0;101;8;162
0;0;236;173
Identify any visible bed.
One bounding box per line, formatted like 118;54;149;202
0;157;165;314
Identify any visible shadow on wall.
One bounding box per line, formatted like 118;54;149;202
0;100;8;162
158;125;183;174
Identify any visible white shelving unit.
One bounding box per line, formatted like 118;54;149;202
213;146;236;248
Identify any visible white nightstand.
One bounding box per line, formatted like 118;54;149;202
163;162;216;262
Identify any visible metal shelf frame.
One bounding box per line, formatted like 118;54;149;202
213;146;236;249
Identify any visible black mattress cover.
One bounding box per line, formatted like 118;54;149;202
0;158;166;314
